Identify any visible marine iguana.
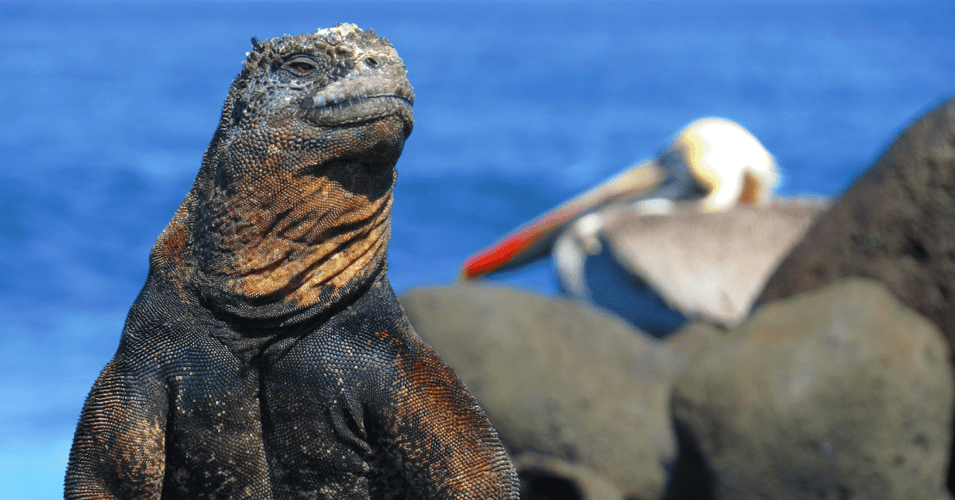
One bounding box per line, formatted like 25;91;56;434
65;24;519;499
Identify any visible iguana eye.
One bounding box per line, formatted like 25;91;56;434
282;57;319;76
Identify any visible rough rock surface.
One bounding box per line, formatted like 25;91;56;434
661;320;726;378
670;278;954;500
515;453;625;500
400;284;677;500
756;96;955;361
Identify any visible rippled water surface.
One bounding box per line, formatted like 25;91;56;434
2;1;954;495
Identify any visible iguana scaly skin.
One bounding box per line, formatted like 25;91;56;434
65;24;519;499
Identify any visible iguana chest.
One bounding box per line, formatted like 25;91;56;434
159;330;402;500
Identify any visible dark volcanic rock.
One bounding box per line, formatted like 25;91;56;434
670;279;953;500
400;284;677;500
756;96;955;360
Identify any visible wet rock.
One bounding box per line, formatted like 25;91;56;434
557;199;826;335
670;278;954;500
400;284;676;500
756;96;955;361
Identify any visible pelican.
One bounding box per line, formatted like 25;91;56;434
462;118;780;278
461;118;824;334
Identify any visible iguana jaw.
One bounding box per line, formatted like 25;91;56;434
301;95;414;137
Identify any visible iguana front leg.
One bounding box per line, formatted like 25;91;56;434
65;358;167;500
373;332;520;499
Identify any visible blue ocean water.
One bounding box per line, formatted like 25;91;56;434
2;0;953;495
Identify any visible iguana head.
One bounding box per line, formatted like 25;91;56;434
154;25;416;326
211;23;415;197
232;23;414;140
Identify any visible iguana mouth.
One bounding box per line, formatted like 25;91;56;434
303;95;414;135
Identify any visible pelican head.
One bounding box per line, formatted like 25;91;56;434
660;117;779;211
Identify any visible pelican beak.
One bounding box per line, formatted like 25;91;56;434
461;160;667;279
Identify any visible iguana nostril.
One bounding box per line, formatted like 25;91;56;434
365;57;379;68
